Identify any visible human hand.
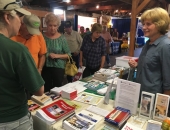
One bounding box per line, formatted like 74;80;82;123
128;59;138;68
49;53;57;59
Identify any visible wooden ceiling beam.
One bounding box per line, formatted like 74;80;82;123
67;0;114;5
136;0;151;15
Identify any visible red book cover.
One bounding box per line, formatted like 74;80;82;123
41;99;75;121
105;108;117;119
113;111;128;123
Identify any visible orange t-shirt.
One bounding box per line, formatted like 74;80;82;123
11;33;47;67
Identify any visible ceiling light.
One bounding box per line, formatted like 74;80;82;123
96;5;99;9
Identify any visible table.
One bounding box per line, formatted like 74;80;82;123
32;98;116;130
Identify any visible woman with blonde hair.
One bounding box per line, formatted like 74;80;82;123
128;7;170;95
79;23;106;78
42;13;71;92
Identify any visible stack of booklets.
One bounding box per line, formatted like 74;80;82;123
115;56;138;68
105;106;131;128
93;68;116;82
45;91;60;101
62;110;102;130
51;81;87;95
121;116;147;130
61;88;77;100
31;94;52;105
35;99;75;124
84;79;106;91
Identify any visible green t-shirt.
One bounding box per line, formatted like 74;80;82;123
0;34;44;123
44;35;71;69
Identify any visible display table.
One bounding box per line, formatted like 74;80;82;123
32;98;116;130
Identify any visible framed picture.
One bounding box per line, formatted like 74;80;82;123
139;91;155;119
41;17;47;28
153;93;169;121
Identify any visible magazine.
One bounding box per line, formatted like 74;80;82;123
35;99;75;124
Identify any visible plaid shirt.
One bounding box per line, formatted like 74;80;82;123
81;34;106;69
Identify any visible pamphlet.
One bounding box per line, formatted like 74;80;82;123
74;92;103;106
114;79;141;115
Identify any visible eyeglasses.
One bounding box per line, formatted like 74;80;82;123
3;1;23;10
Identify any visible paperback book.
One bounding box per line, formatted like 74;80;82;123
105;106;131;128
31;94;52;105
28;100;40;112
45;91;60;101
62;113;95;130
35;99;75;124
153;93;169;121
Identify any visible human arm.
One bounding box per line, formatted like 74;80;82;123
17;47;45;96
100;38;106;68
161;43;170;95
100;56;105;69
79;51;83;68
48;36;71;60
75;32;83;54
38;54;45;74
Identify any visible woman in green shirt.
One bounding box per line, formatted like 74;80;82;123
42;13;71;92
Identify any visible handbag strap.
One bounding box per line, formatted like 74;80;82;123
67;55;74;64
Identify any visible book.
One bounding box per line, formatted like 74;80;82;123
139;91;155;119
125;116;147;129
31;94;52;105
35;99;75;124
84;79;105;91
86;105;110;117
45;91;60;101
74;92;103;106
63;99;82;110
121;122;143;130
62;113;95;130
153;93;169;121
77;110;102;124
146;120;162;130
61;88;77;100
101;125;116;130
51;81;87;95
115;56;138;68
28;100;40;112
105;106;131;128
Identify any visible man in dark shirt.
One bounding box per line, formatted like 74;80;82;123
79;23;106;78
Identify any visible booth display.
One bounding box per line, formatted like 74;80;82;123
29;57;169;130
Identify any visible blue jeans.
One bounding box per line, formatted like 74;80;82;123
0;113;33;130
106;54;110;64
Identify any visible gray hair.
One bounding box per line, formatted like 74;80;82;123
45;13;61;27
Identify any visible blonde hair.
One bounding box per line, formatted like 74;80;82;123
44;13;61;26
91;23;102;33
141;7;170;34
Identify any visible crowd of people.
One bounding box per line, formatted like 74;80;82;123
0;0;170;129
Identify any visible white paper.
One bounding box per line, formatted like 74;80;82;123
146;120;162;130
115;79;141;115
86;105;110;117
